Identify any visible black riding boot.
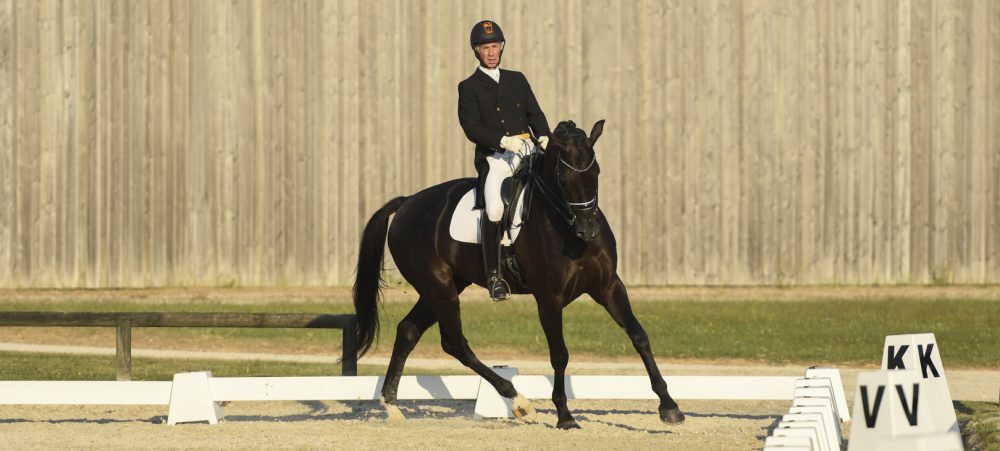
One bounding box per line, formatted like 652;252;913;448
481;214;510;301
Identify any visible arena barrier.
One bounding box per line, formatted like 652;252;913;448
0;367;846;425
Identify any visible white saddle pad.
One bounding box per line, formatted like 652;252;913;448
448;188;527;245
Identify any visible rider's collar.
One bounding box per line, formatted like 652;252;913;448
477;65;500;83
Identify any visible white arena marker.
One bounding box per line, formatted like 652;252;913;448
804;368;850;422
772;424;820;451
789;405;841;448
780;414;831;451
793;386;840;423
474;366;519;419
763;435;814;450
847;370;935;451
792;397;840;441
881;333;958;433
167;371;223;425
875;431;964;451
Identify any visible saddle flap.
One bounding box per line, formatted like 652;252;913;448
500;178;516;206
448;188;529;246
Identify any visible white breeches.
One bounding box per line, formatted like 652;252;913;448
484;145;537;222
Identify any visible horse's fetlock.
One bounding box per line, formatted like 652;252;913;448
498;381;517;398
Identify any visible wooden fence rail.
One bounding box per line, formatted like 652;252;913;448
0;312;358;380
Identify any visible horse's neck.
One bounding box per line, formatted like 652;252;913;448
525;172;573;242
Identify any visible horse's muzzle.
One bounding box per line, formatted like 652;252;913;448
574;221;598;242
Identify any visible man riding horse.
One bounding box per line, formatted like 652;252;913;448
348;20;687;429
458;19;551;301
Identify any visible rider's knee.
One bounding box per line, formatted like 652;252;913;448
485;201;504;222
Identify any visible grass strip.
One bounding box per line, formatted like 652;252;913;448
0;351;452;380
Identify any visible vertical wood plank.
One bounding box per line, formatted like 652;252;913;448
0;0;13;284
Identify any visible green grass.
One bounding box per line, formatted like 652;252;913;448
0;351;446;380
956;401;1000;451
1;298;998;367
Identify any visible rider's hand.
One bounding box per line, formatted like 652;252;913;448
538;136;550;150
499;135;522;153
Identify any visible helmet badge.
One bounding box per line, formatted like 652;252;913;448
483;21;493;34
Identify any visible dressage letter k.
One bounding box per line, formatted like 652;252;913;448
886;345;908;369
860;385;886;428
918;344;940;378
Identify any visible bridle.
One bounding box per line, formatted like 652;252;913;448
533;148;599;227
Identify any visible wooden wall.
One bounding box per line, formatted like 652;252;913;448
1;0;998;287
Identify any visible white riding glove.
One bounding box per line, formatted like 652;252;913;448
538;136;550;150
499;136;522;154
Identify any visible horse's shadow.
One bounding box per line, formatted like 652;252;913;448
221;400;476;423
219;400;674;434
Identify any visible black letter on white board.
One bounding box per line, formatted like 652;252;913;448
895;383;920;426
886;345;909;369
860;385;886;428
917;344;940;378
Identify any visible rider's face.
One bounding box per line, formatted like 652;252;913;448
477;42;502;69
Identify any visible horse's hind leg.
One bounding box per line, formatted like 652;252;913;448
591;276;685;424
380;299;437;420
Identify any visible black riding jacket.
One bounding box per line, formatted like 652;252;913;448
458;68;551;207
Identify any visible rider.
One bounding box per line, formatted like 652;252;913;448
458;19;551;301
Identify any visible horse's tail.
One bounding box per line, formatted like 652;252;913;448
353;196;408;359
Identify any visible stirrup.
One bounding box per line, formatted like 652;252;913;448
488;276;510;301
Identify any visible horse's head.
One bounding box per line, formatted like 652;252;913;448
544;119;605;242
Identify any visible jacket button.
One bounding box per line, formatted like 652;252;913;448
496;107;500;111
500;119;505;124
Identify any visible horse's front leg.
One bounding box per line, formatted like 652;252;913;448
591;276;685;424
430;293;536;421
535;296;579;429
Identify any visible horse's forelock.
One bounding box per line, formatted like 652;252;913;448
553;121;589;151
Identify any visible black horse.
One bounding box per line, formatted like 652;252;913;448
352;120;684;429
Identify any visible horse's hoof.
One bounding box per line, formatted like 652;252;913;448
380;397;405;422
511;394;537;421
556;418;581;429
659;407;685;425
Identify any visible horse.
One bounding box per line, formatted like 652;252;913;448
352;119;685;429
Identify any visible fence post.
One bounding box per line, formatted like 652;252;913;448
116;317;132;381
341;317;358;376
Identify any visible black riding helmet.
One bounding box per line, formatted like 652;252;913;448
470;20;505;66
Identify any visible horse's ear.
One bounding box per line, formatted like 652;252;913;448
588;119;606;147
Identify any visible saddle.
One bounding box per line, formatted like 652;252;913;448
498;152;537;243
